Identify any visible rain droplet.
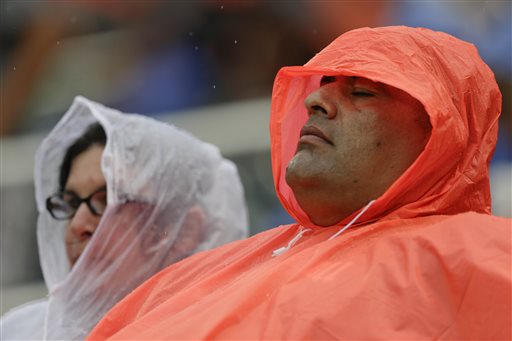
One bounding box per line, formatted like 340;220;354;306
220;5;224;9
194;46;199;51
13;66;16;71
234;40;238;44
213;84;216;89
56;41;60;45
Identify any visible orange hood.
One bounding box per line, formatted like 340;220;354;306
271;26;501;227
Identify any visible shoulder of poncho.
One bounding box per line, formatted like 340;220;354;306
1;298;48;320
372;212;511;258
130;224;293;290
428;212;511;229
102;224;294;322
393;212;509;237
155;223;293;279
0;298;48;340
344;212;511;261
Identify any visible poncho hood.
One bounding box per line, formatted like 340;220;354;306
32;96;248;339
271;26;501;227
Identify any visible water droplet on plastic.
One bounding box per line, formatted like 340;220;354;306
220;5;224;9
213;84;216;89
234;40;238;44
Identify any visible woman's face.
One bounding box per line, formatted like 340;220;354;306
64;145;106;267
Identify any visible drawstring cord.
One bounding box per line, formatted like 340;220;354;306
272;200;376;257
328;200;375;240
272;227;312;257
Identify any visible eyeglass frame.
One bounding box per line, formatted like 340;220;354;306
46;186;107;220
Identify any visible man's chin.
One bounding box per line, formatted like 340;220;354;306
287;148;318;172
286;155;322;190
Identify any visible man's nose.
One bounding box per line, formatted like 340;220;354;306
304;86;337;119
68;203;98;240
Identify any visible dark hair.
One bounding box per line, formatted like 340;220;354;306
59;122;107;191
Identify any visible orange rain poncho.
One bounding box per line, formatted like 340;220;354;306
88;26;511;340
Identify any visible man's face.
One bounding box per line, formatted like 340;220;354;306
64;145;106;267
285;76;431;226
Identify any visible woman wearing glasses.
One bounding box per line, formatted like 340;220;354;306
0;96;248;340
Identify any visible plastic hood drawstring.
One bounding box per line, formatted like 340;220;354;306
272;227;312;257
328;200;375;240
272;200;375;257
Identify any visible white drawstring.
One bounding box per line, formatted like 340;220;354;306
328;200;375;240
272;227;312;257
272;200;376;257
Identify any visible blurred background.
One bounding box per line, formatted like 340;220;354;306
1;1;510;314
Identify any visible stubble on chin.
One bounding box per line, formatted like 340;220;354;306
286;150;320;190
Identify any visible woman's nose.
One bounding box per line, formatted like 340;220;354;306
304;85;338;119
68;203;98;240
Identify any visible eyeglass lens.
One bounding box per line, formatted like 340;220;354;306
47;188;107;220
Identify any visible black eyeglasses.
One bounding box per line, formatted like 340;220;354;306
46;187;107;220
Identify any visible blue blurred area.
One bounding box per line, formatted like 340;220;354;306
387;1;511;164
113;41;218;115
389;1;511;74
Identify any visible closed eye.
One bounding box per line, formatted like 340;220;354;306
352;89;375;97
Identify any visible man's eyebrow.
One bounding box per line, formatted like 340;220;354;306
318;75;382;89
352;76;383;89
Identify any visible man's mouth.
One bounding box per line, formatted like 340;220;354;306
299;125;333;145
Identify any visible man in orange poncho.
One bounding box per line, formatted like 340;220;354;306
88;26;511;340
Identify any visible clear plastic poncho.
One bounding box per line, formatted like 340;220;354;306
0;96;248;340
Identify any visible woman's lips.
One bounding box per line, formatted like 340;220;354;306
299;125;333;145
